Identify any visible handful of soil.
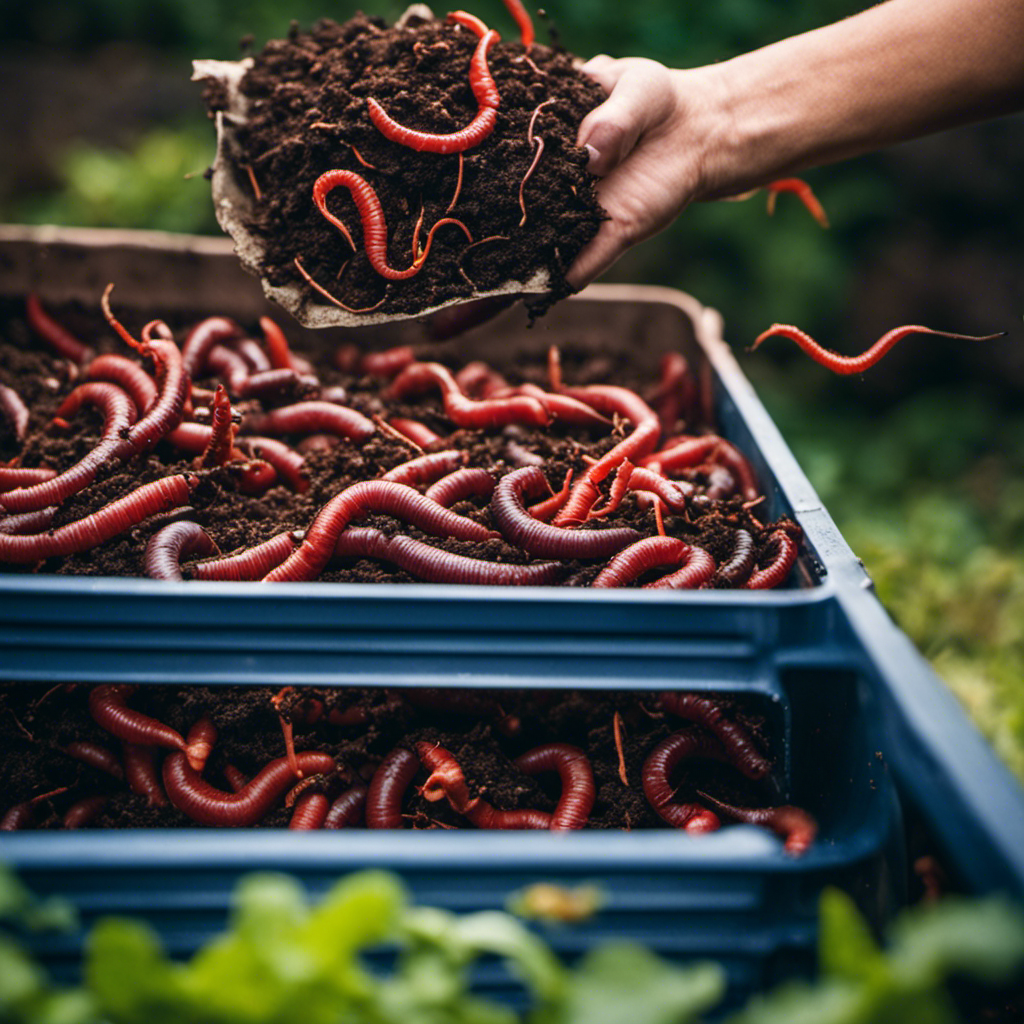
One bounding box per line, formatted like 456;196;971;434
195;4;606;328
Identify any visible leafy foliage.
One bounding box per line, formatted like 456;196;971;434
2;866;1023;1024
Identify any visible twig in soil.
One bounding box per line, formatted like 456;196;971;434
456;235;509;288
242;162;263;201
613;711;628;786
373;414;425;453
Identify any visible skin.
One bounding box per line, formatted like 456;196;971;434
568;0;1024;288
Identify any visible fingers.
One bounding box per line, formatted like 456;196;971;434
577;58;678;177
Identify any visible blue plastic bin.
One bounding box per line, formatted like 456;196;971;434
1;226;1023;1008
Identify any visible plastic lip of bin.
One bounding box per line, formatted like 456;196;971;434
1;227;1023;961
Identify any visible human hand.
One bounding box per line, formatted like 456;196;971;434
567;56;722;290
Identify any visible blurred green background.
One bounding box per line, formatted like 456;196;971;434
0;0;1021;777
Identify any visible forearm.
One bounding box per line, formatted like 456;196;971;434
698;0;1024;199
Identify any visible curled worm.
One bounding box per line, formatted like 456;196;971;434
745;530;799;589
145;521;219;581
366;747;420;828
513;743;595;830
325;785;368;828
642;731;724;832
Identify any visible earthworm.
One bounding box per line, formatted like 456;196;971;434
518;100;553;226
592;536;696;588
388;362;549;429
234;437;309;492
237;368;318;403
88;684;210;772
65;740;124;779
745;529;799;589
0;787;69;830
360;345;417;378
0;466;57;490
260;316;313;374
643;545;716;589
750;323;1006;375
324;784;368;828
696;791;818;855
366;25;500;155
327;705;370;727
0;381;136;514
145;521;219;581
650;352;698;434
180;317;244;379
0;383;30;441
165;421;222;455
366;747;421;828
764;178;830;228
162;750;336;826
514;743;594;830
204;344;250;394
0;507;55;535
613;711;628;785
319;386;350;405
293;256;389;315
189;531;302;581
0;473;194;563
25;293;94;364
195;386;236;469
416;741;552;829
289;791;330;830
708;439;759;502
313;170;473;278
642;731;725;832
119;339;190;456
715;529;755;586
508;383;612;428
491;466;639;559
455;361;507;397
85;354;158;413
265;480;496;582
594;465;694;519
375;415;424;453
447;9;489;37
381;450;466;485
551;385;661;525
704;465;737;500
388;418;443;448
658;693;771;780
506;441;545;468
185;717;217;775
585;460;634;520
527;468;573;521
333;525;562;585
233;458;278;496
501;0;535;46
123;744;168;806
242;400;376;443
62;795;108;829
232;337;272;374
222;765;248;792
641;436;720;472
424;466;494;507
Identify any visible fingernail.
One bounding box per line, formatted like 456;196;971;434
585;144;601;172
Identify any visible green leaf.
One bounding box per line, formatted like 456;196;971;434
0;935;46;1012
552;943;724;1024
724;979;865;1024
818;889;885;983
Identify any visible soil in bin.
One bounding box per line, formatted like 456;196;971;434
201;11;606;316
0;683;776;830
0;298;801;582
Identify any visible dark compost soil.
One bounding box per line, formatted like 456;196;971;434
0;682;777;830
202;11;605;316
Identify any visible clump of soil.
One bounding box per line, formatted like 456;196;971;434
0;683;778;830
201;10;605;318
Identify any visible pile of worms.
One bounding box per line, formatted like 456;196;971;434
0;290;803;586
0;682;817;854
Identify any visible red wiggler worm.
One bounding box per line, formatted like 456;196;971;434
204;344;251;394
195;386;236;468
237;368;319;403
366;747;421;828
289;791;330;829
650;352;698;434
387;362;549;429
1;787;70;830
324;784;368;828
189;531;302;581
500;0;534;46
643;545;716;589
454;361;507;397
234;436;309;493
360;345;417;378
507;383;612;428
233;458;278;496
163;749;336;826
424;466;495;507
319;386;349;405
232;337;272;374
180;317;244;379
89;684;210;772
388;418;443;448
0;381;136;514
222;765;248;792
64;740;124;779
750;323;1006;375
381;450;466;486
745;529;799;589
26;293;94;364
333;526;562;585
123;743;168;806
658;693;771;780
518;100;553;226
0;507;56;535
118;339;190;456
85;354;158;413
642;731;725;832
145;522;220;581
527;468;573;521
490;466;640;559
696;790;818;855
592;537;700;588
0;383;30;441
62;795;108;829
0;467;57;491
313;170;473;278
242;400;376;443
260;316;311;374
513;743;595;830
0;474;194;564
715;529;755;586
764;178;830;228
264;480;497;582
